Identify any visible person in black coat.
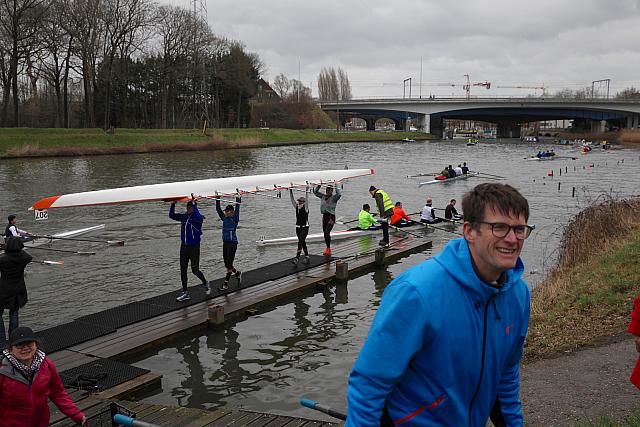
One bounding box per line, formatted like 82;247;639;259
0;237;32;346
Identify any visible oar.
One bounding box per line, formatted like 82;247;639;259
470;171;505;179
300;399;347;421
407;172;438;178
26;246;96;255
436;216;463;224
390;223;423;238
33;259;65;266
424;223;463;235
30;234;125;246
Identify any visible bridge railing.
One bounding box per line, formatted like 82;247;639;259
318;97;640;105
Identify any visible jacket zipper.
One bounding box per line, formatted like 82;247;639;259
468;293;495;427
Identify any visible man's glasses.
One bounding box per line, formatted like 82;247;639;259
474;221;535;240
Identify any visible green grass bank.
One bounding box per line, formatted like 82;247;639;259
526;197;640;362
0;128;432;158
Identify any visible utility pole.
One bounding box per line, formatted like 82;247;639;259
298;56;301;103
191;0;209;128
419;56;423;99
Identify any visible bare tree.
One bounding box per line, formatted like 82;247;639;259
337;67;351;100
0;0;48;126
272;73;290;98
154;4;192;128
289;79;310;100
36;0;74;127
317;66;338;101
66;0;104;127
101;0;152;128
0;31;11;125
616;87;640;99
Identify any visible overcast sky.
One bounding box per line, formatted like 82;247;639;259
168;0;640;98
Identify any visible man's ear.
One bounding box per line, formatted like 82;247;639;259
463;222;474;243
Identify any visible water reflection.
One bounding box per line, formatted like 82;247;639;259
1;139;639;417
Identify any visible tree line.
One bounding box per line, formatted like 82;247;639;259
0;0;263;129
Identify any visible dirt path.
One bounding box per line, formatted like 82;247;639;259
521;337;640;425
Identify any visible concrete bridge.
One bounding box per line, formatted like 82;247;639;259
320;98;640;137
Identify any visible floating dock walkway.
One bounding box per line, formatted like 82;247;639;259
39;232;432;425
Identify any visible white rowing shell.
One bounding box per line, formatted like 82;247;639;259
257;229;375;246
25;224;106;247
30;169;374;210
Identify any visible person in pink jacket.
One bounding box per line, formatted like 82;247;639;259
628;297;640;388
0;326;87;426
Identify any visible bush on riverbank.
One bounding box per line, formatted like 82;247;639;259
526;197;640;361
0;128;432;158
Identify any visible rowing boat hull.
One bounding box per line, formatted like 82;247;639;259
418;172;479;186
256;228;374;246
25;224;106;247
525;156;557;161
31;169;375;210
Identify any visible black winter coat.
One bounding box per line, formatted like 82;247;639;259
0;250;32;310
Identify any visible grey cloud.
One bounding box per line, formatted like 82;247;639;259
168;0;640;97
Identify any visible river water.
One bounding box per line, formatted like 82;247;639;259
1;139;639;419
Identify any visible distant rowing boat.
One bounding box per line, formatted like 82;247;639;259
24;224;106;247
418;171;479;186
525;155;557;161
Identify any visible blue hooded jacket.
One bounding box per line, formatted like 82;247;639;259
347;238;530;427
169;203;204;246
216;198;240;243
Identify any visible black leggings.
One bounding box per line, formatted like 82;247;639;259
179;244;207;292
223;241;237;270
322;213;335;248
296;226;309;256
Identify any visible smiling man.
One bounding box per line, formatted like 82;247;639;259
347;183;532;427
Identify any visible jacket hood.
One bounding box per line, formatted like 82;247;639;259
434;237;525;299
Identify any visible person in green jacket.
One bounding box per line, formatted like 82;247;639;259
358;204;380;230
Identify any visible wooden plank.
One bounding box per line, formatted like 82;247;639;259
95;372;162;400
183;408;233;427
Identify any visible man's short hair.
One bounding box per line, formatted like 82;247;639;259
363;203;370;210
186;201;194;208
395;202;401;207
224;204;234;212
450;199;456;203
7;215;16;222
462;183;529;223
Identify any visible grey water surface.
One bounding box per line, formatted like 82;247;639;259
1;139;639;419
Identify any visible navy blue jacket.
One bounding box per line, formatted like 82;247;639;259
216;198;241;243
169;203;204;246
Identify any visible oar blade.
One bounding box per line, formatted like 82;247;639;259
42;260;65;266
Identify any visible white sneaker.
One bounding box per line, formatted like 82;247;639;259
176;292;190;302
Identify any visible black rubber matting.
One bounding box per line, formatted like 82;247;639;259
35;321;116;353
59;357;149;391
36;255;333;353
76;301;175;331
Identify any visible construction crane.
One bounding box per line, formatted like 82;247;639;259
494;84;546;96
462;74;491;99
